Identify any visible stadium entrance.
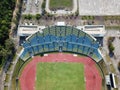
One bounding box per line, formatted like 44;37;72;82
59;41;63;52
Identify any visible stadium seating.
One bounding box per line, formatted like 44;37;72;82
20;26;102;62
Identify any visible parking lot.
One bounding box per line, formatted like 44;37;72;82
79;0;120;15
22;0;43;15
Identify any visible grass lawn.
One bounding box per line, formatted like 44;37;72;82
49;0;73;9
36;62;85;90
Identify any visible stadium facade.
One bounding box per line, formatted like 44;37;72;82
18;23;106;62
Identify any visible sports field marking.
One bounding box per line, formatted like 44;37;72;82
49;0;73;9
20;53;102;90
36;62;85;90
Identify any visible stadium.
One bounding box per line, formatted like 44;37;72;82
15;23;108;90
1;0;120;90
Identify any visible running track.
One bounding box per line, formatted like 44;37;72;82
20;53;102;90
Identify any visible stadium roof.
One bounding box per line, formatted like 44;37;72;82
18;25;45;36
18;24;105;37
76;25;105;37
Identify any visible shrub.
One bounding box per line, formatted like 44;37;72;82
23;14;33;20
118;62;120;72
35;14;41;20
108;42;115;52
108;37;115;43
42;0;46;9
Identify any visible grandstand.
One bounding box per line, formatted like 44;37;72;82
19;25;103;62
77;25;105;46
18;24;105;45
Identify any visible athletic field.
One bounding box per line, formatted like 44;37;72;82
49;0;73;9
20;53;102;90
36;62;85;90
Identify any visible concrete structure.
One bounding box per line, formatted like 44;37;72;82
77;25;106;37
18;25;45;36
18;24;106;38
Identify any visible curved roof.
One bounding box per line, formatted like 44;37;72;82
20;26;102;62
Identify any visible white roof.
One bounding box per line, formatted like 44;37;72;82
105;75;111;85
18;25;106;37
84;25;105;35
56;22;65;26
18;25;45;36
77;25;106;37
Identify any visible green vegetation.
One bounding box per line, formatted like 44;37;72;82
108;42;115;53
22;14;42;20
50;0;73;9
81;16;95;20
11;58;24;90
42;0;46;9
36;62;85;90
23;14;33;20
0;39;15;68
105;55;116;74
108;37;115;42
4;86;8;90
104;16;120;20
106;26;120;30
5;74;10;82
118;62;120;72
12;59;24;78
41;0;47;15
0;0;16;68
0;0;15;43
107;37;115;53
98;60;108;75
11;58;33;90
35;14;41;20
11;0;22;34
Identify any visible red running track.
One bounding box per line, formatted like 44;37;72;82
19;53;102;90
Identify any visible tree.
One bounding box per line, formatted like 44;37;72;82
0;0;16;68
108;42;115;52
0;25;9;45
23;14;33;20
35;14;41;20
118;62;120;72
42;0;46;9
108;37;115;43
27;14;32;20
0;47;9;67
1;20;7;25
5;39;15;52
0;39;15;68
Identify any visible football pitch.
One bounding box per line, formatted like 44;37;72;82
36;62;85;90
49;0;73;9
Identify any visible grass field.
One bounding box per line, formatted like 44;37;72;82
49;0;73;9
36;62;85;90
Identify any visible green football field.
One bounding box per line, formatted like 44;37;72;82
36;62;85;90
49;0;73;9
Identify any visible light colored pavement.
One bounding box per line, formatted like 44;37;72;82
103;30;120;90
22;0;43;15
45;0;77;15
78;0;120;15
